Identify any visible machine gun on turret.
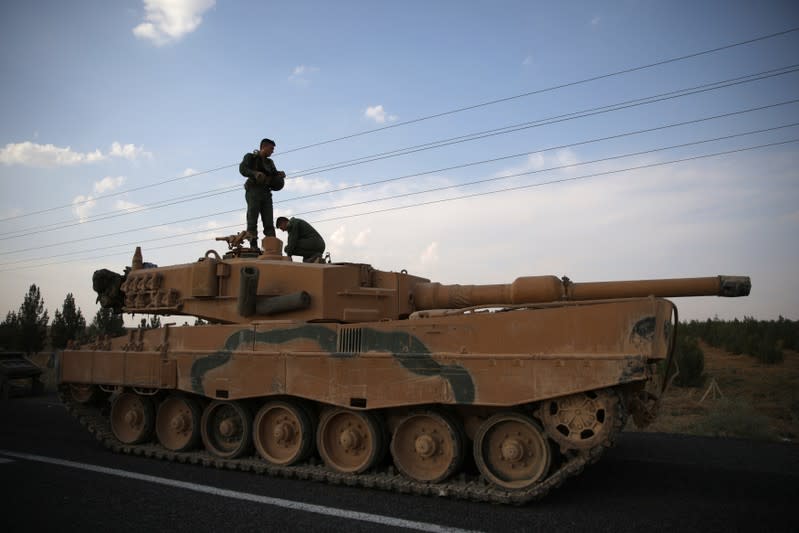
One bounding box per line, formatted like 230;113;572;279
215;231;250;250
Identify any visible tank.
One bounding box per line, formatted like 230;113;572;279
57;236;751;504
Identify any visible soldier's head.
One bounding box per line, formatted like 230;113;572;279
259;138;275;157
276;216;289;231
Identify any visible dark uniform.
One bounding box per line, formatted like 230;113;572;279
284;217;326;263
239;151;285;239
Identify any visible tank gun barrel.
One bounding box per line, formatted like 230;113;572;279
412;275;751;310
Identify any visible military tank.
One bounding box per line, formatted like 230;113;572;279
57;235;750;504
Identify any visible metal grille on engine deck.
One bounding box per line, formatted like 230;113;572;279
337;327;364;353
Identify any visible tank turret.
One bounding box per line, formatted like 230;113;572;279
92;246;750;324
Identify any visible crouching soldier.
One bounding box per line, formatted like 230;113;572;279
276;216;326;263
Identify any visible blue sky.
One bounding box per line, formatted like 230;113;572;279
1;0;798;325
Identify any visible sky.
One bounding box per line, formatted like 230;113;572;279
0;0;798;327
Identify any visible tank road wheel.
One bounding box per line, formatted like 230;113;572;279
390;411;464;483
110;392;155;444
253;400;314;466
539;388;620;452
201;400;253;459
473;412;551;490
70;384;98;404
317;408;384;474
156;395;202;452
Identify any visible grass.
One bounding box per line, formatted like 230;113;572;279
632;342;799;442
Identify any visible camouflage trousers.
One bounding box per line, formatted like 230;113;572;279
245;188;275;237
291;239;325;262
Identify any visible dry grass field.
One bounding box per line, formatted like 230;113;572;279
631;342;799;442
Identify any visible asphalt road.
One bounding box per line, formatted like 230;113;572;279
1;393;797;533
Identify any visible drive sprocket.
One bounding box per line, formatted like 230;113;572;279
538;388;622;453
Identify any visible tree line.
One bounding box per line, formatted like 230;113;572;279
0;284;163;355
669;316;798;387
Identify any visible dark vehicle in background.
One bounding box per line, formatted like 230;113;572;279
0;351;44;399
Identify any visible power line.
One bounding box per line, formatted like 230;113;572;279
289;123;799;220
307;139;799;225
276;27;799;155
2;65;797;241
2;129;796;269
2;107;797;255
288;65;799;177
0;163;237;224
0;222;245;268
1;26;796;224
3;137;795;273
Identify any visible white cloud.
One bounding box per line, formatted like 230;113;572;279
364;105;398;124
133;0;215;46
0;142;101;167
330;225;348;246
591;16;601;25
288;65;320;86
353;229;371;247
94;176;126;194
0;207;24;219
109;142;152;160
523;55;533;66
72;195;97;223
115;199;143;213
420;242;439;267
0;141;151;167
283;175;334;196
72;176;128;222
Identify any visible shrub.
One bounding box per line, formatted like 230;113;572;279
672;334;705;388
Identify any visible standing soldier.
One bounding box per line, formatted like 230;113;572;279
276;216;326;263
239;138;286;249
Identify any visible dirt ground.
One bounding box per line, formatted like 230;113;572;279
630;342;799;442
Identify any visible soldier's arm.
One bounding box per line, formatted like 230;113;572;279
262;158;279;177
284;222;298;255
239;153;257;178
263;158;285;191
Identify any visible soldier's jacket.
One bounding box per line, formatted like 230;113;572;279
239;151;286;192
285;217;325;256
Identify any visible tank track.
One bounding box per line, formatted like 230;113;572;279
57;386;625;505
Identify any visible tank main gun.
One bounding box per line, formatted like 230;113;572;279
411;275;751;310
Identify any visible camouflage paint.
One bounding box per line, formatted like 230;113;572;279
190;324;475;402
631;316;656;341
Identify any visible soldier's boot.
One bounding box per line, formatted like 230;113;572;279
243;231;258;249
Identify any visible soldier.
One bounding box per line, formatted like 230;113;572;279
239;138;286;248
276;216;326;263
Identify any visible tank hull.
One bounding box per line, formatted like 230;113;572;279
60;297;672;407
58;297;674;503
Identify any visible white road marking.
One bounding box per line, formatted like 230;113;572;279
0;449;480;533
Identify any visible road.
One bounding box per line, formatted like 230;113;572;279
1;393;797;532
